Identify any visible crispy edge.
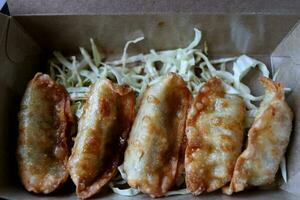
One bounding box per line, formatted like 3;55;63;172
163;73;192;197
74;79;135;199
259;76;284;100
223;77;292;195
17;73;73;194
185;77;226;194
186;77;223;127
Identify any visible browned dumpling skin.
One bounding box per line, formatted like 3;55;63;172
68;78;135;199
124;73;192;197
17;73;73;194
185;77;246;195
223;77;293;195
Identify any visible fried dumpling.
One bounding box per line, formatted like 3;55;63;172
17;73;73;194
124;73;192;197
68;78;135;199
185;77;246;194
223;77;293;195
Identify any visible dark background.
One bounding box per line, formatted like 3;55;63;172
0;2;8;200
1;2;9;15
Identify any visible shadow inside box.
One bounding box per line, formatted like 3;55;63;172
41;179;76;198
32;180;114;199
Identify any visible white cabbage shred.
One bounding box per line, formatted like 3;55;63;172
49;28;291;195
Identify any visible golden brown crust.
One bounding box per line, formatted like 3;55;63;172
259;76;284;100
223;77;293;195
185;77;246;195
17;73;72;194
68;78;135;199
124;73;192;197
186;77;224;126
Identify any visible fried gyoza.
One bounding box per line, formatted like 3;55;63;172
124;73;192;197
185;77;246;194
223;77;293;195
17;73;73;193
68;78;135;199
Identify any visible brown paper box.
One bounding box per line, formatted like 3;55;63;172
1;1;300;199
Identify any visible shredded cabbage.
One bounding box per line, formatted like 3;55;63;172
49;29;269;120
108;165;140;196
49;28;291;195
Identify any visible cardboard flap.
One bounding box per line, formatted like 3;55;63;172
6;18;41;63
13;15;299;56
0;14;9;45
271;21;300;196
0;17;42;92
8;0;300;15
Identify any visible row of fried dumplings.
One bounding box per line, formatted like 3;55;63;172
17;72;293;199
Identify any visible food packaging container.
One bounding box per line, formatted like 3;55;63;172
1;0;300;199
